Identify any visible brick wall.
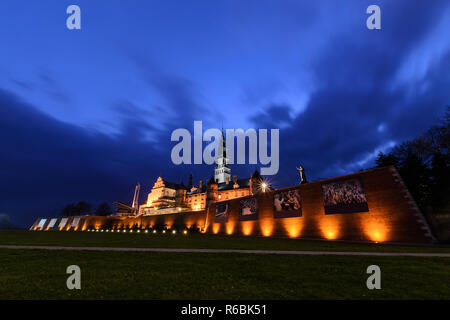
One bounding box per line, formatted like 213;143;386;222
30;166;435;244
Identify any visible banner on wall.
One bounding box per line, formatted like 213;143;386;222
58;218;68;228
239;197;258;221
321;178;369;214
37;219;47;229
47;218;57;228
71;217;81;227
273;189;302;218
215;202;229;223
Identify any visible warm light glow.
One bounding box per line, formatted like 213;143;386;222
261;182;267;192
172;230;176;234
153;230;157;234
321;219;340;240
225;222;235;235
162;230;166;234
183;230;188;235
259;220;273;237
145;230;148;233
241;221;254;236
212;224;220;234
282;219;302;238
363;218;388;243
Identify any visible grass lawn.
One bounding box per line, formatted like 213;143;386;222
1;230;450;253
0;248;449;299
1;230;449;299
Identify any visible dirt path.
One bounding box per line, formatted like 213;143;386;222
1;245;450;257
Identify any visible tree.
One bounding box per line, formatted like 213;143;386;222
95;202;112;216
430;151;450;210
60;204;77;216
77;201;92;214
374;106;449;211
60;201;92;216
375;152;398;167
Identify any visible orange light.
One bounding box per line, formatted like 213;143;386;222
362;218;388;242
212;223;220;234
321;219;340;240
281;218;302;238
241;221;254;236
259;220;273;237
225;221;235;235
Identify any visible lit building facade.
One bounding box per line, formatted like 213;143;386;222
137;132;265;215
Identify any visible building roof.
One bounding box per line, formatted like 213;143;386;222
161;179;188;190
218;178;250;191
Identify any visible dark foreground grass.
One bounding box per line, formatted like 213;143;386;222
2;230;450;253
0;248;449;299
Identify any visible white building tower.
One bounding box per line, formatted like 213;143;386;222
214;130;231;184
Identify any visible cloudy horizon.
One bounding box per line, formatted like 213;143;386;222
1;0;449;227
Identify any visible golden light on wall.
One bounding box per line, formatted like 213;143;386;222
225;221;235;235
282;218;302;238
362;217;389;243
212;223;221;234
166;222;174;229
259;219;273;237
241;221;254;236
321;218;340;240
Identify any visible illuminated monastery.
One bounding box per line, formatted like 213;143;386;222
125;130;265;216
31;131;436;244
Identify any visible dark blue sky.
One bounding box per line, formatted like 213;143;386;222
1;1;449;227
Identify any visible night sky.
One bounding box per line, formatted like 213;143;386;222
1;1;449;227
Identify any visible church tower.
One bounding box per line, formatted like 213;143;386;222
214;129;231;184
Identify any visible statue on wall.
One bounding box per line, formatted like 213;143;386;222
296;165;308;184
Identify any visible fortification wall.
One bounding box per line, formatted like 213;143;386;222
30;166;435;243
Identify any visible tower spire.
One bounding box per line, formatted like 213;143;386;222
214;123;231;183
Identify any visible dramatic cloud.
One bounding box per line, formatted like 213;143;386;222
0;1;449;226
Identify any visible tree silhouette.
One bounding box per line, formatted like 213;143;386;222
375;106;449;211
60;201;92;216
95;202;113;216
